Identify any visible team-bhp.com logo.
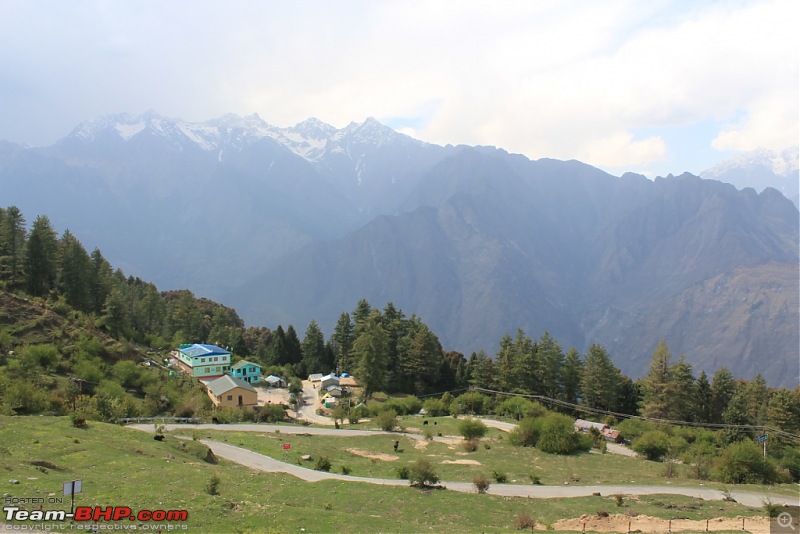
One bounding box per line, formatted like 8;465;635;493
4;505;188;523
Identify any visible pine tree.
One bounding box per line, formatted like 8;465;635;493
284;325;303;366
538;331;565;399
670;355;697;421
402;323;442;395
694;370;712;423
352;298;373;332
167;290;203;342
580;344;620;412
331;312;354;374
24;215;58;296
511;329;539;394
101;285;131;336
640;340;673;419
710;368;736;424
561;347;584;404
57;229;92;311
722;386;751;443
494;332;517;392
352;310;389;398
88;249;113;315
267;325;289;366
381;303;408;388
0;205;26;286
301;320;328;375
767;388;800;434
743;374;769;426
467;350;494;389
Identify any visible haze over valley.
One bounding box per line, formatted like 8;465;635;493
1;111;797;386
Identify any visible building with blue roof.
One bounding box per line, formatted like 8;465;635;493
175;343;231;379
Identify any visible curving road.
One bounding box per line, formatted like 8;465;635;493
202;438;798;508
129;423;798;507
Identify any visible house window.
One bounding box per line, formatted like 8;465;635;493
227;395;232;401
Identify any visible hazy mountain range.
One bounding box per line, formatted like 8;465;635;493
701;147;799;208
0;112;797;385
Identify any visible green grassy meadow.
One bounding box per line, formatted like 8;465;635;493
0;416;789;533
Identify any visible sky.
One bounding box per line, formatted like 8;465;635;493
0;0;797;178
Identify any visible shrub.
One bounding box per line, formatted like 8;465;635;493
261;404;286;423
70;413;88;429
408;459;440;487
395;466;410;480
458;417;488;440
452;392;489;415
402;396;423;415
375;409;398;431
613;494;624;507
462;438;479;452
632;430;671;461
508;417;543;447
473;474;491;494
205;474;221;495
776;446;800;482
314;456;332;472
712;440;777;484
762;498;781;518
535;413;588;455
661;461;679;478
422;397;449;416
616;419;655;442
348;404;367;424
341;465;352;475
492;470;507;483
497;397;546;420
514;514;536;530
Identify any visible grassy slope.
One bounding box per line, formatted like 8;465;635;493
0;416;780;533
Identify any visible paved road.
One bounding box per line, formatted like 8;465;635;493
130;422;441;441
202;438;798;508
129;423;797;508
296;380;336;425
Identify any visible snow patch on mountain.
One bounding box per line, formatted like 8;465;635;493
703;147;799;178
67;110;419;164
701;146;799;207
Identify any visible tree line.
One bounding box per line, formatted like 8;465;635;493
1;204;797;439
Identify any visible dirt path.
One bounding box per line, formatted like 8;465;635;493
295;380;336;425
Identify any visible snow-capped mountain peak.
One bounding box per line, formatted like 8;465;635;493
701;146;799;207
63;111;423;163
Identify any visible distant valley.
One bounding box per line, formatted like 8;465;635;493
0;112;797;385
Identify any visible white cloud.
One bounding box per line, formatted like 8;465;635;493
0;0;796;176
582;132;667;167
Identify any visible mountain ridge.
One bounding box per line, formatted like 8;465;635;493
0;112;797;385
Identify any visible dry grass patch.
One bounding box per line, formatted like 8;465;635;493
413;440;430;450
442;459;481;465
345;448;399;461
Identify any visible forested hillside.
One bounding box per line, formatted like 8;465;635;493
2;113;797;386
1;204;798;449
